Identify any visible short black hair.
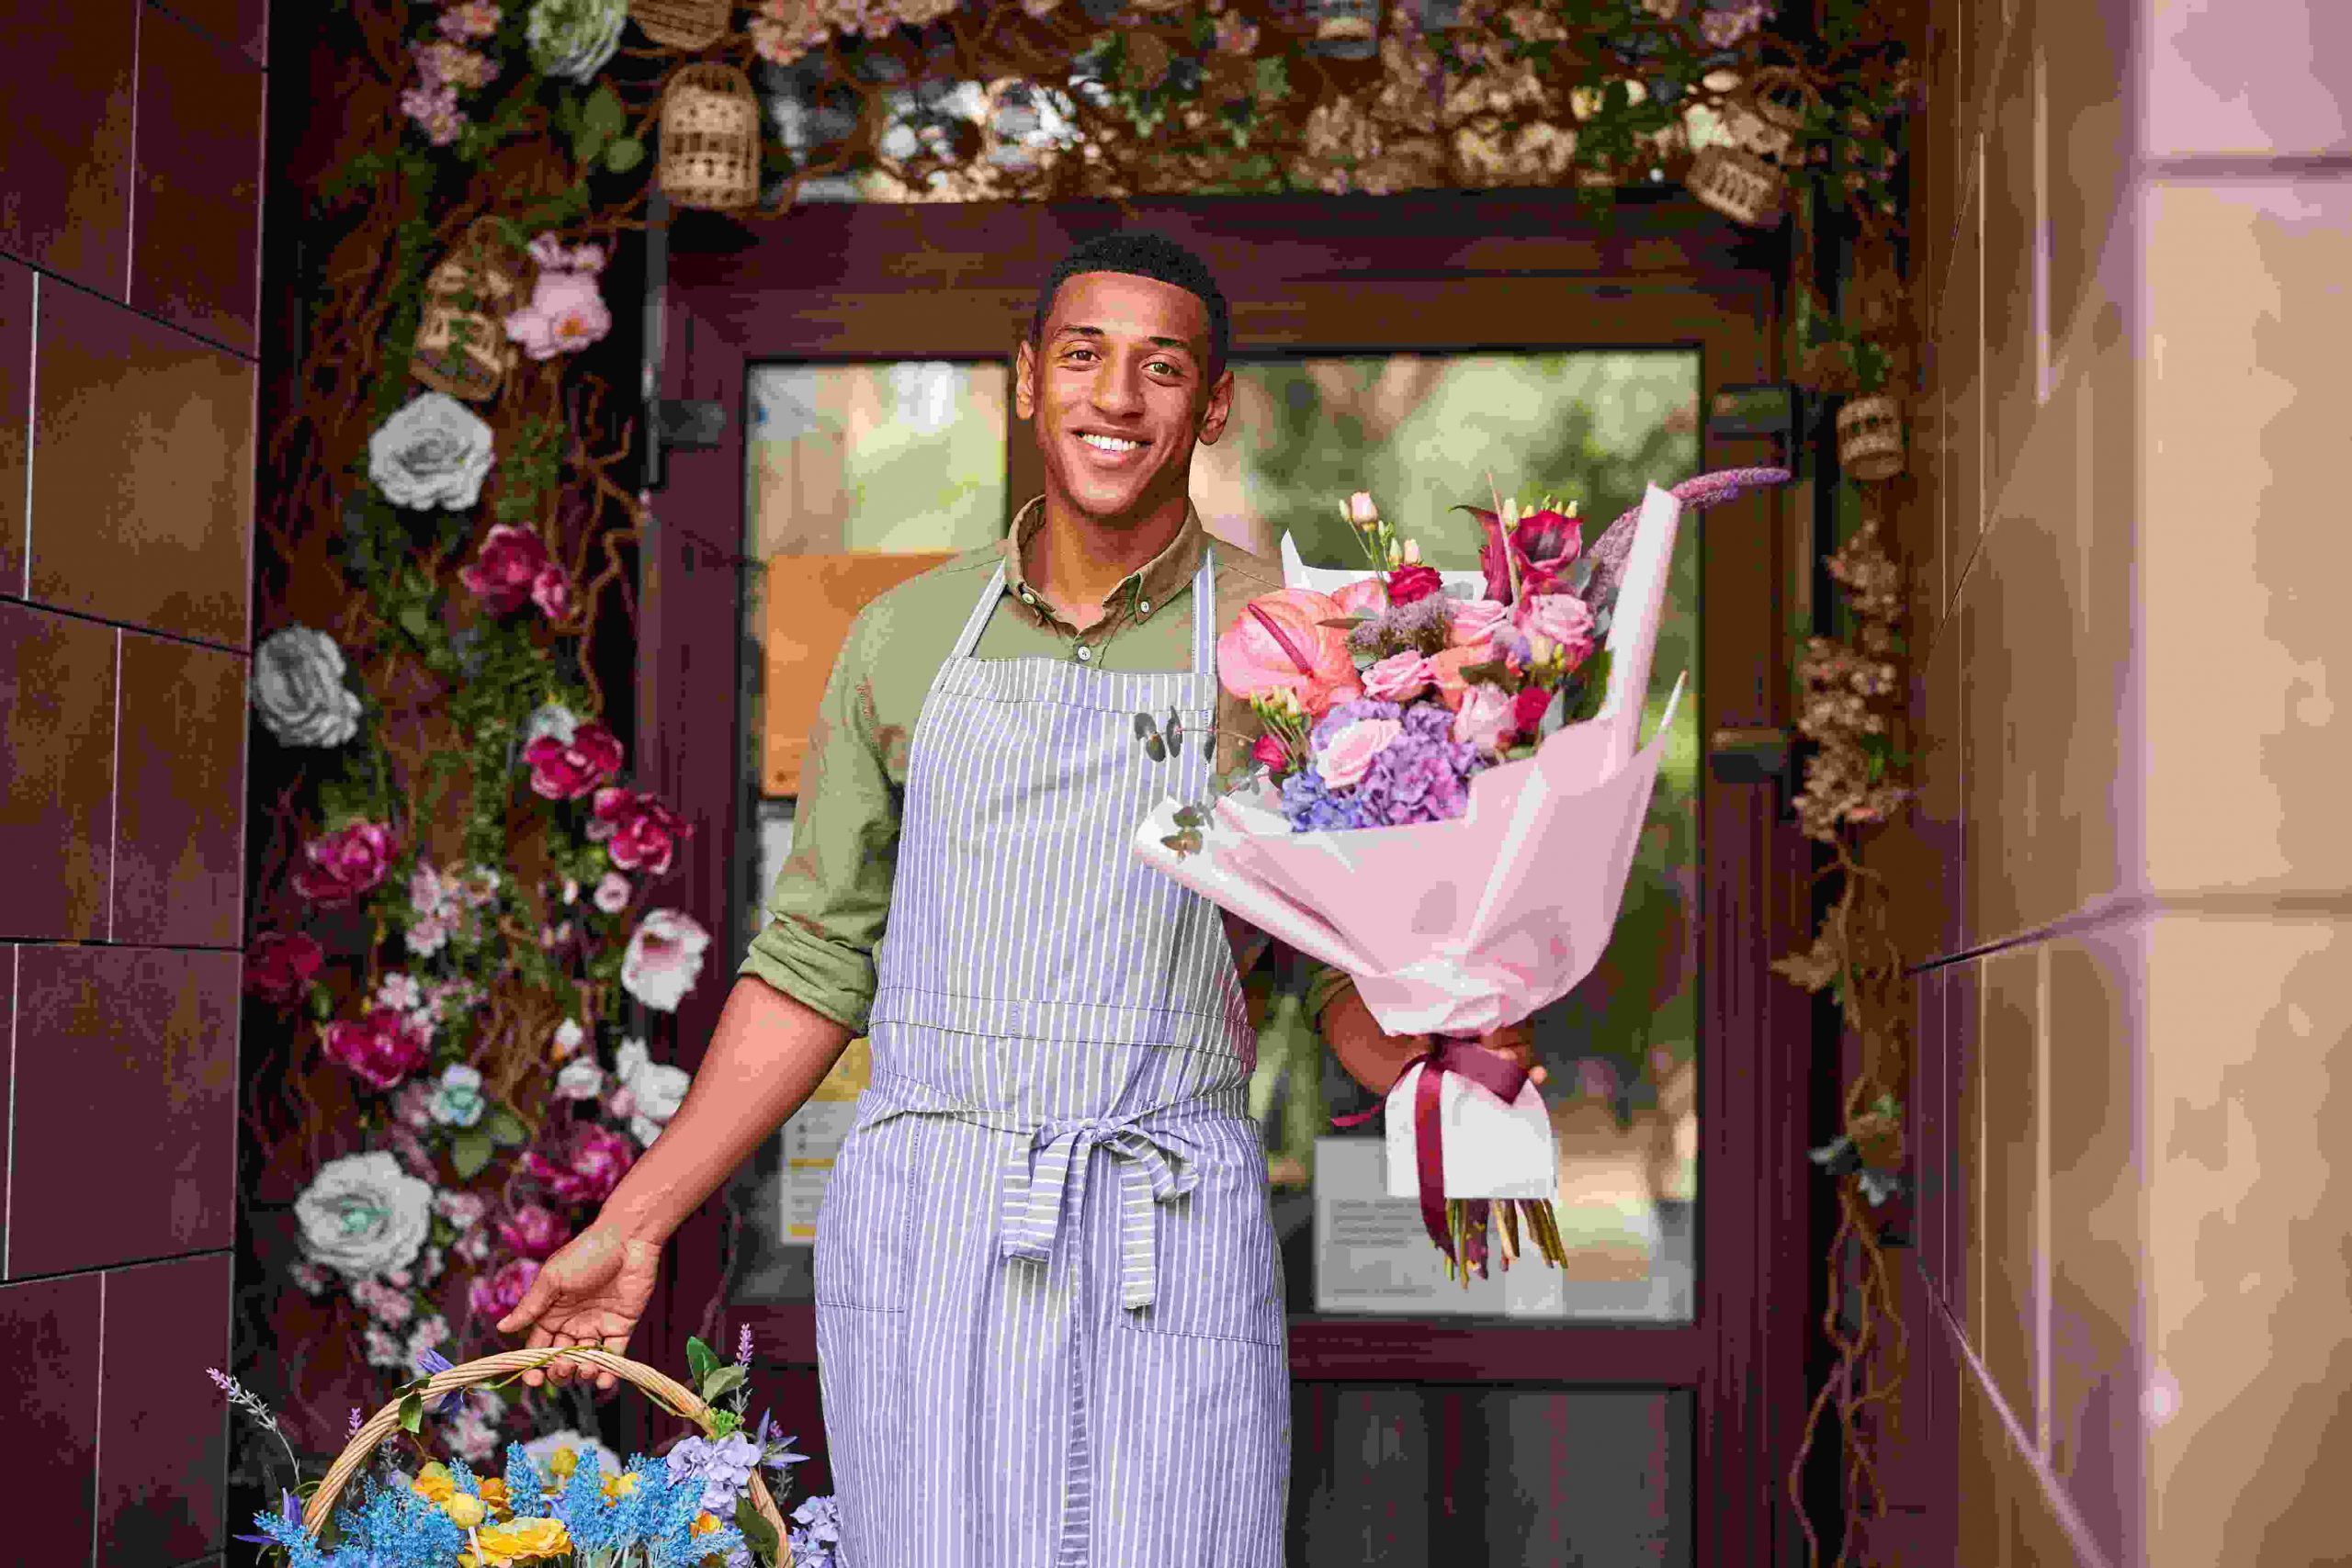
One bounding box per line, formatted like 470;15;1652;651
1029;231;1230;377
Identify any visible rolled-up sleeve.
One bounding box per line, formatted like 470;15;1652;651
739;607;899;1034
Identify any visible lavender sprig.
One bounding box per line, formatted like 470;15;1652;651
206;1368;303;1493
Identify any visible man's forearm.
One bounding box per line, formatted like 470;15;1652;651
1317;986;1428;1095
596;975;855;1247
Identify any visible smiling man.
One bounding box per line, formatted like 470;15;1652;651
498;231;1535;1567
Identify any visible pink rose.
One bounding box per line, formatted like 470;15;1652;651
503;269;612;361
1452;685;1517;753
322;1008;432;1090
1216;589;1363;721
1316;717;1404;789
1514;593;1598;667
592;872;631;914
459;525;553;615
495;1204;571;1260
620;908;712;1013
1329;578;1388;619
244;931;325;1005
530;562;571;621
587;788;691;877
522;721;624;801
467;1258;543;1320
1385;562;1444;607
1447;598;1510;647
1510;683;1555;741
1361;651;1434;703
1423;645;1496;712
524;1125;635;1207
393;1080;435;1130
291;821;396;907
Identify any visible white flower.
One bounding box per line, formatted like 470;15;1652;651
554;1057;605;1101
523;1429;623;1481
428;1063;488;1128
525;0;628;83
410;863;454;919
434;1189;489;1229
253;626;363;748
368;392;496;511
376;972;424;1012
552;1017;587;1059
593;872;630;914
295;1151;434;1279
419;1245;446;1282
519;700;579;750
562;877;582;906
615;1037;689;1146
620;909;711;1013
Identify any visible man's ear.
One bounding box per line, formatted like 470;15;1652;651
1195;365;1236;446
1014;338;1037;421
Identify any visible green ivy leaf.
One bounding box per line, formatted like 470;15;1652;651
399;1391;424;1434
686;1336;718;1386
449;1126;493;1180
605;136;645;173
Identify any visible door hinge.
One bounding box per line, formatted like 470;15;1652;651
1707;726;1804;812
643;398;727;491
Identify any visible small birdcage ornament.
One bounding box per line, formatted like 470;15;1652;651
1722;66;1817;163
630;0;729;50
1686;142;1786;228
659;62;762;211
1836;393;1906;481
410;220;522;402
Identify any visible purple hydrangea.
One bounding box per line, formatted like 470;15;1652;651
666;1431;763;1514
1283;696;1493;831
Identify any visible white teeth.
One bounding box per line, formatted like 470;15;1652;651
1080;434;1140;452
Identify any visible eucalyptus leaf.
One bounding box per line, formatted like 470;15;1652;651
1143;735;1168;764
449;1126;493;1180
1132;711;1158;740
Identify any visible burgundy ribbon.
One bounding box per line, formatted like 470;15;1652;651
1331;1034;1530;1265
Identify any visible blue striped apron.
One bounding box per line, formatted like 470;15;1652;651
813;546;1290;1568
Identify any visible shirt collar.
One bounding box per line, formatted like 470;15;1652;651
999;495;1209;622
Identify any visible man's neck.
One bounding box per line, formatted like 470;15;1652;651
1027;492;1190;625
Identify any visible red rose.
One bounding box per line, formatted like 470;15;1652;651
524;1125;635;1206
245;931;325;1005
587;787;690;877
1251;731;1291;771
468;1258;542;1320
495;1203;572;1259
458;525;553;615
1510;683;1555;742
322;1007;432;1090
291;821;397;907
522;722;625;801
1385;562;1444;606
530;562;571;621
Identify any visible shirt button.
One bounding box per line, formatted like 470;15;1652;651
1137;599;1151;615
1075;644;1093;664
1019;588;1035;604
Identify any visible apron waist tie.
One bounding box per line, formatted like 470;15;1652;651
1000;1111;1200;1311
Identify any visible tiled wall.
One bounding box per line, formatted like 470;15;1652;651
1901;2;2352;1564
0;1;266;1562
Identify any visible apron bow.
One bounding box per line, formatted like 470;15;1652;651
1001;1111;1201;1311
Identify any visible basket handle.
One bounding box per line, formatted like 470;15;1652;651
302;1347;791;1558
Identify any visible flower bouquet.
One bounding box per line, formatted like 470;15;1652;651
210;1331;842;1567
1131;468;1790;1280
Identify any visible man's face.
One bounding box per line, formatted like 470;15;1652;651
1016;270;1234;527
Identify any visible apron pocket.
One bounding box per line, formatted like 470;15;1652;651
1123;1144;1286;1347
813;1117;920;1311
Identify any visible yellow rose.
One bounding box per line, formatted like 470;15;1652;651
476;1476;512;1517
543;1446;579;1481
411;1463;457;1504
441;1493;488;1529
692;1511;723;1536
471;1517;571;1562
601;1470;640;1503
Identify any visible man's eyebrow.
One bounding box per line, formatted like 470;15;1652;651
1053;324;1198;355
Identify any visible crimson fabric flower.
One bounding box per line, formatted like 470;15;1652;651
587;787;691;876
1510;684;1554;741
522;721;624;801
495;1203;572;1259
467;1258;542;1320
524;1125;635;1206
323;1008;433;1090
530;562;571;620
1464;505;1584;603
459;525;554;615
291;822;397;907
1385;562;1444;606
245;931;325;1005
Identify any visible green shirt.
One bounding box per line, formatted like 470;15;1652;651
740;496;1358;1036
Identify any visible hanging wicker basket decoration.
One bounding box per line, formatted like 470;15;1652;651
659;62;762;211
630;0;729;50
1836;393;1906;481
1724;66;1819;163
410;219;523;402
1638;0;1682;17
1311;0;1382;48
1686;142;1786;229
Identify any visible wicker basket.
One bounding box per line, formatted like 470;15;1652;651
1723;66;1818;162
632;0;729;49
411;220;523;402
301;1348;792;1559
1685;142;1785;228
1836;392;1906;481
660;62;763;211
1313;0;1381;44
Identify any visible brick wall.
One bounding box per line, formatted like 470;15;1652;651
1896;2;2352;1564
0;1;267;1562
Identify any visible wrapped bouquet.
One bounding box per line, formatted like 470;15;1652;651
1132;468;1789;1280
209;1333;839;1567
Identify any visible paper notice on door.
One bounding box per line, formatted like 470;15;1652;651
1311;1138;1567;1317
779;1035;871;1247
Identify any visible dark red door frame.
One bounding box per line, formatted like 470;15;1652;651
637;188;1817;1563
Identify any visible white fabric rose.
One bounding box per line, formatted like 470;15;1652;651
295;1151;435;1279
368;392;495;511
552;1017;587;1058
519;700;579;752
620;908;711;1013
428;1063;487;1127
253;626;363;748
615;1036;690;1146
553;1057;605;1101
526;0;628;83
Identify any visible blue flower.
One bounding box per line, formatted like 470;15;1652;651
413;1346;461;1413
503;1442;548;1517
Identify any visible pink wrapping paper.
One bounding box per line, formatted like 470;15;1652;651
1133;484;1688;1038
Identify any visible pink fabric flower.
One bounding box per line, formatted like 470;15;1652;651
292;822;396;907
459;525;554;615
524;1126;635;1207
1316;718;1404;789
1447;598;1510;647
1216;589;1363;721
392;1080;435;1130
495;1204;572;1260
322;1009;432;1090
1361;651;1434;703
522;722;625;801
530;562;571;620
504;270;612;361
438;1;502;41
468;1258;543;1320
1453;685;1517;753
1329;578;1388;619
605;1086;639;1121
1514;593;1599;667
588;788;691;877
244;931;325;1005
400;81;466;146
592;872;631;914
620;908;711;1013
1423;644;1496;712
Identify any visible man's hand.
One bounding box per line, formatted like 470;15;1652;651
1471;1020;1548;1089
495;1224;663;1391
